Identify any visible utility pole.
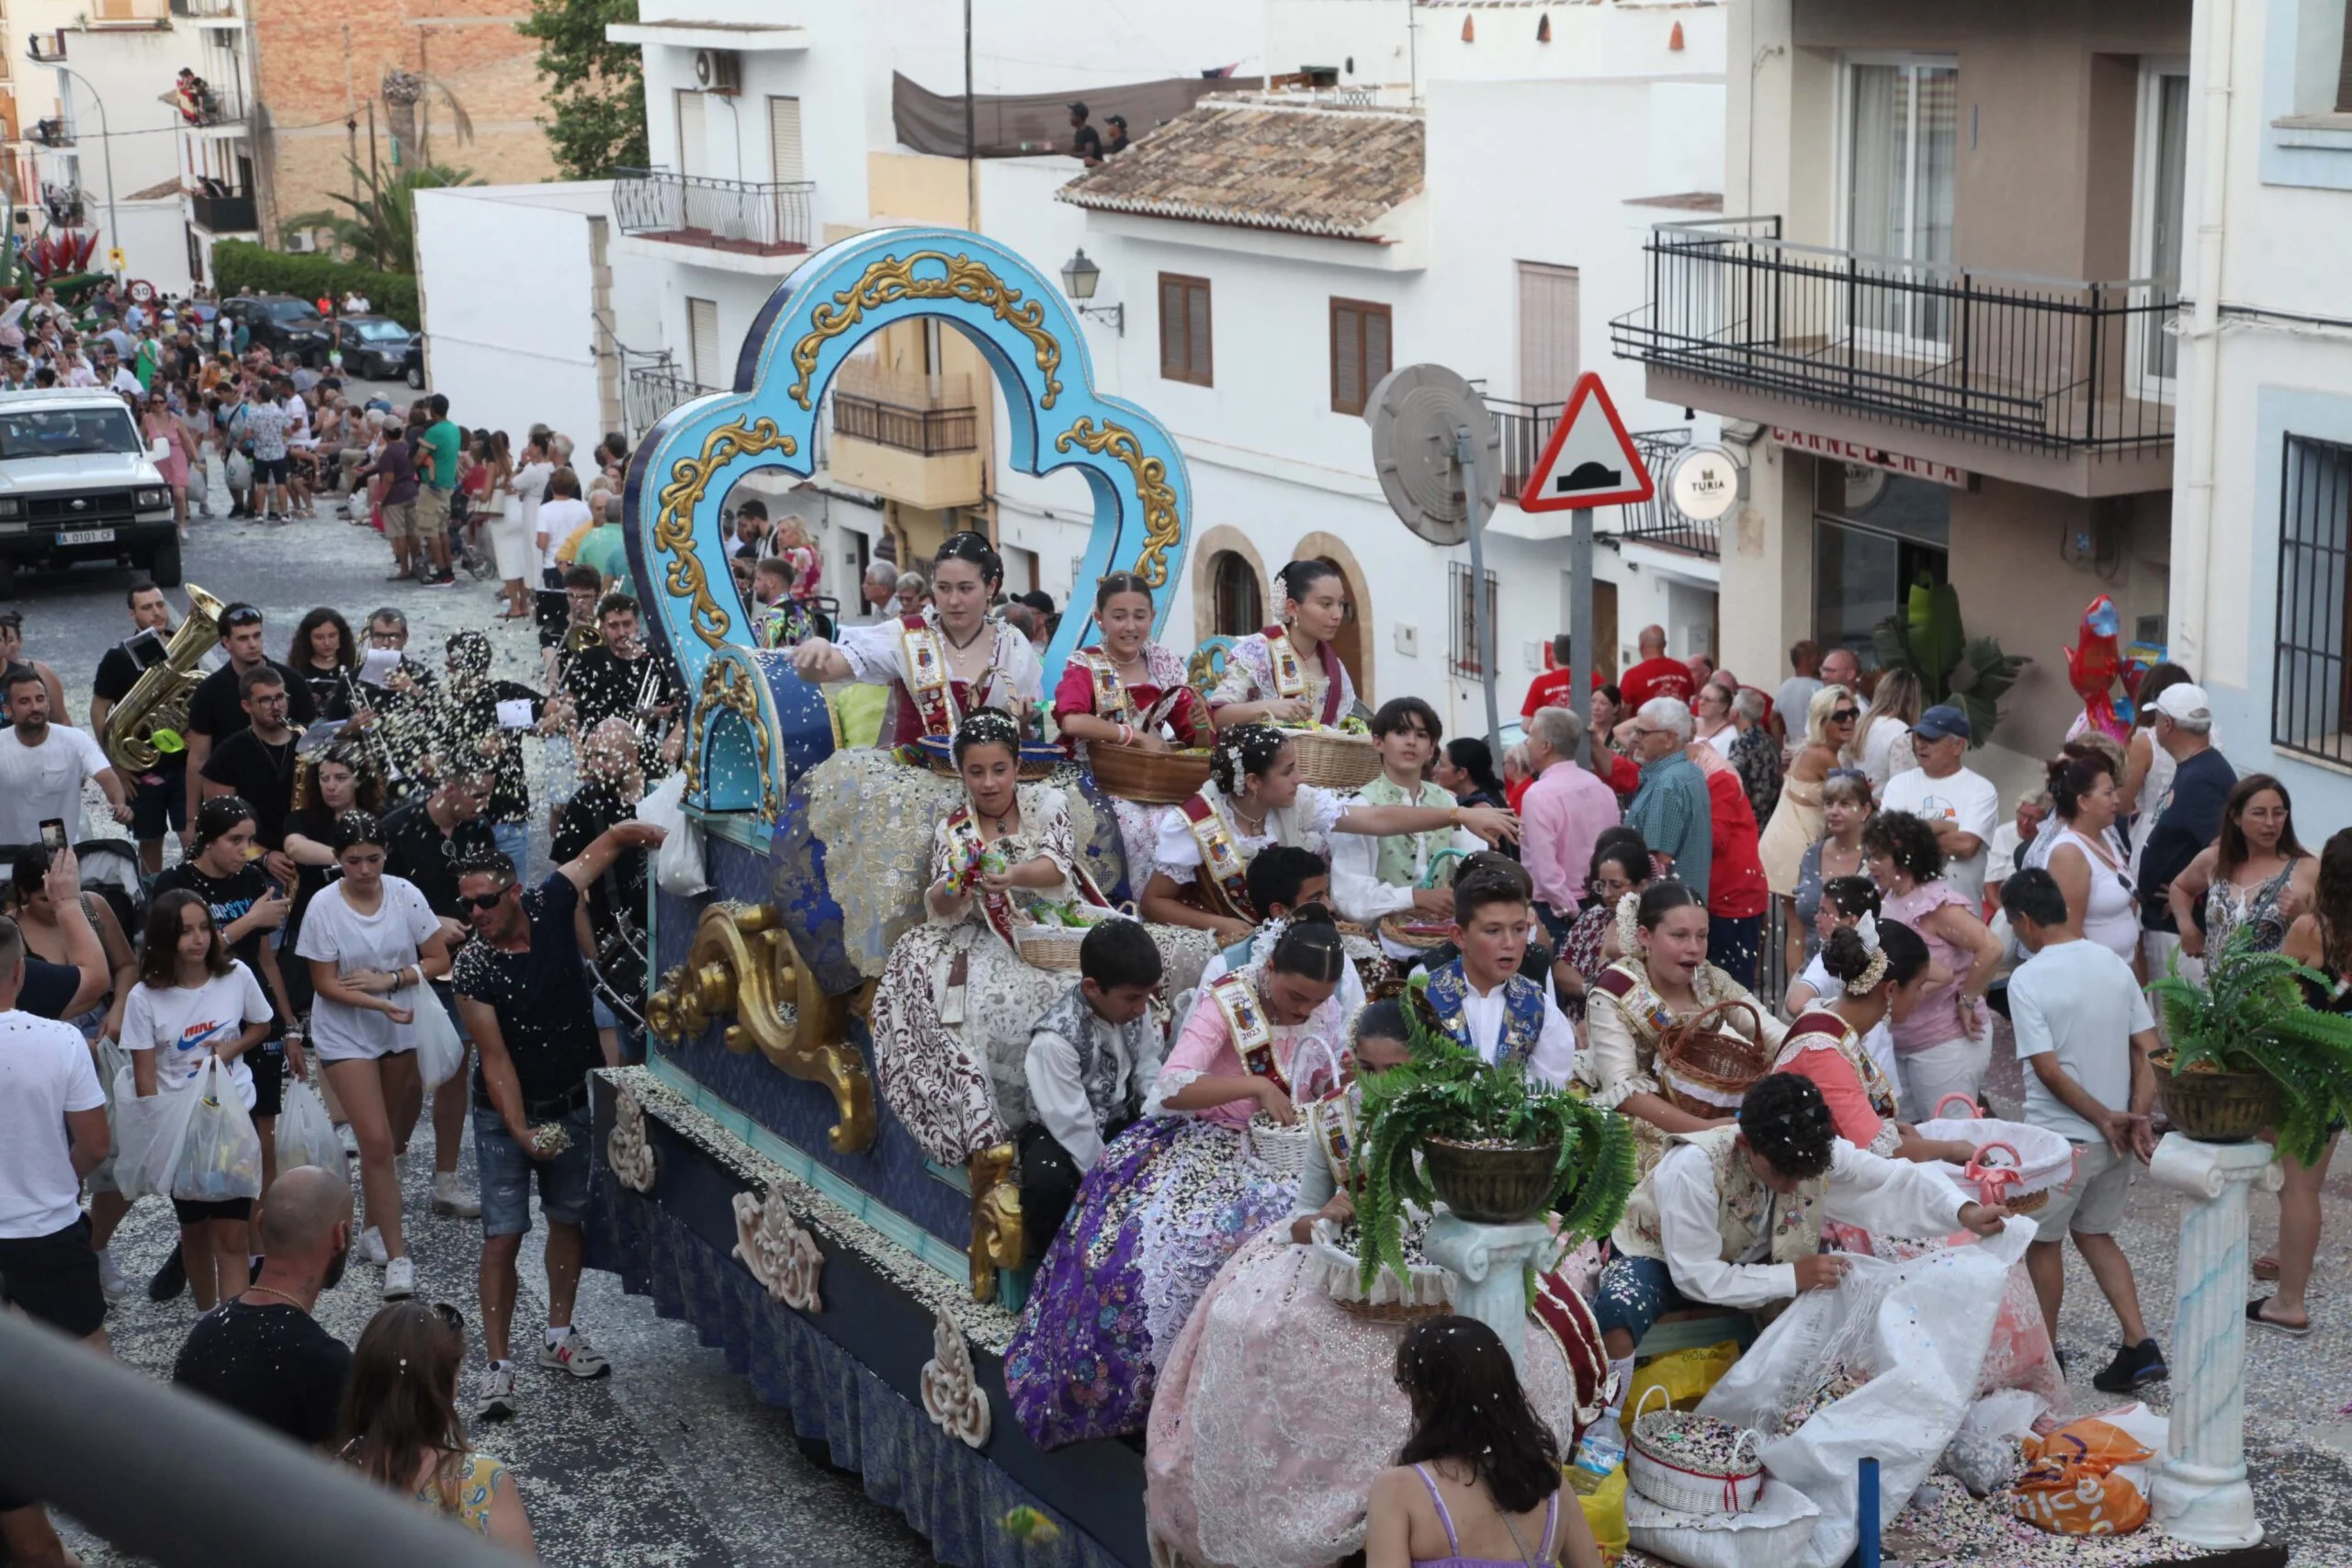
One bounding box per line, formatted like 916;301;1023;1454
962;0;976;229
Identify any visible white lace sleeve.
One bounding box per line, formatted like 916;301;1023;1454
1298;784;1347;839
1154;805;1203;886
1209;636;1270;711
837;620;904;686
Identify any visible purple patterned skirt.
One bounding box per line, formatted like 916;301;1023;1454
1004;1115;1295;1450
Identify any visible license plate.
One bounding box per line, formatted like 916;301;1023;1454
57;527;115;546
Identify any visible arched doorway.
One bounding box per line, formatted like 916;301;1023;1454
1211;549;1263;636
1292;531;1375;707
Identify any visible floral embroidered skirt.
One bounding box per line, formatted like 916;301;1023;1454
1004;1117;1296;1450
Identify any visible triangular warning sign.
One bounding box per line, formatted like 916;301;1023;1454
1517;372;1656;512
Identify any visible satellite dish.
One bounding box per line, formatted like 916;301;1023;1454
1364;363;1500;547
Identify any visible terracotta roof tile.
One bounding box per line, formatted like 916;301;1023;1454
1058;102;1423;241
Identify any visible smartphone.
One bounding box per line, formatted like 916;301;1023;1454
39;818;66;855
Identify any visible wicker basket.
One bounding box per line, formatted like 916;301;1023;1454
1287;728;1381;791
1626;1389;1765;1517
1088;741;1212;805
1013;922;1090;970
1248;1112;1315;1178
1657;999;1775;1118
2152;1054;2281;1145
1422;1136;1559;1224
1379;911;1455;952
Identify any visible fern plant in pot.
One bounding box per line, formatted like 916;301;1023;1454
1355;977;1637;1292
2145;928;2352;1161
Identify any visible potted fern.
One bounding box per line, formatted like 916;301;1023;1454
2146;928;2352;1161
1355;978;1637;1292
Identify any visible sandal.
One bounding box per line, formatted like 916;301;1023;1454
2246;1298;2312;1337
2254;1255;2281;1281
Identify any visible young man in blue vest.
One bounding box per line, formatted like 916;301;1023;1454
1419;863;1578;1088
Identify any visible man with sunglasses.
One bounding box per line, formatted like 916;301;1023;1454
183;602;317;830
451;820;664;1421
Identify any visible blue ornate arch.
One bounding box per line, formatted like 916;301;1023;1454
623;227;1193;819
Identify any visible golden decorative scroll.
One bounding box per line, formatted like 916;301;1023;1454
1055;416;1182;590
788;250;1063;412
654;418;797;650
644;903;876;1154
966;1142;1023;1304
682;656;783;819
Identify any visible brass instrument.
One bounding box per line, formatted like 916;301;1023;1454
102;583;225;774
564;618;600;655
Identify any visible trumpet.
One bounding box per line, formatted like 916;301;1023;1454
103;583;225;774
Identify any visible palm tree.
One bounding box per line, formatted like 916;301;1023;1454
280;160;480;274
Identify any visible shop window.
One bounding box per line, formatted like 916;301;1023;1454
2273;434;2352;763
1810;466;1951;670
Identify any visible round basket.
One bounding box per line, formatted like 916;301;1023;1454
1379;911;1455;952
1013;923;1089;970
1248;1112;1315;1179
1286;728;1381;791
1088;741;1212;805
1657;999;1775;1119
1421;1135;1559;1224
1918;1117;2075;1213
2151;1054;2280;1145
1626;1389;1765;1517
910;734;1062;780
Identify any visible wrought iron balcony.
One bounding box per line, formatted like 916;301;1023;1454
612;169;814;257
627;363;716;440
29;116;69;148
829;361;977;456
187;186;255;231
1482;393;1715;557
26;30;64;62
1612;218;2179;454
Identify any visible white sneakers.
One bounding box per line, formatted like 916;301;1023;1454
96;1246;128;1303
382;1257;415;1300
431;1171;481;1218
359;1225;390;1266
537;1331;611;1380
475;1363;519;1422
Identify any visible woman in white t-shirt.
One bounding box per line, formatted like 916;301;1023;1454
123;888;275;1312
297;809;451;1302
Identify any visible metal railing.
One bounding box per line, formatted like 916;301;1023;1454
187;186;255;231
1611;217;2180;454
29;114;70;147
829;360;977;456
612;168;815;255
627;362;715;439
1484;393;1564;500
181;78;245;125
27;28;64;60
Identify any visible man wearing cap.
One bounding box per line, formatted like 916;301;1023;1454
1878;704;2001;908
1069;101;1103;164
1103;114;1132;155
2137;682;2233;981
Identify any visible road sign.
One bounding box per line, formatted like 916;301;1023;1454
1517;371;1655;512
1666;443;1740;522
106;247;126;272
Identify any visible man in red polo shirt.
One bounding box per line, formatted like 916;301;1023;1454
1519;635;1605;718
1619;625;1695;710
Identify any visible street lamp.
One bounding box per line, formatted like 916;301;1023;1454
1058;248;1125;335
34;58;119;269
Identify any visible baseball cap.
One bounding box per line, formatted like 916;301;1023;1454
1914;704;1972;741
1068;100;1089;116
2150;682;2213;728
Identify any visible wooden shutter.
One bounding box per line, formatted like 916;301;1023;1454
1515;262;1581;405
1159;273;1212;386
687;297;720;388
767;96;804;182
1330;299;1392;415
675;90;707;178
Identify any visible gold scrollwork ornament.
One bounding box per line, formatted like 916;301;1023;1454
788;250;1063;412
643;902;876;1154
1055;416;1182;590
966;1142;1023;1304
654;417;797;650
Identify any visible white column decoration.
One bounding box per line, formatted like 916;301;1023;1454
1423;1213;1558;1374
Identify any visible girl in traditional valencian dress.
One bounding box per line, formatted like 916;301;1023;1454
1779;920;1975;1165
1004;915;1356;1450
1051;571;1214;884
865;710;1120;1169
1208;559;1360;728
1142;725;1519;947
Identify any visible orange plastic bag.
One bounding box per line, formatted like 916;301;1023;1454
2012;1456;2149;1536
2023;1417;2154;1469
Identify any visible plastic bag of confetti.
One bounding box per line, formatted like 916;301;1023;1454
639;773;707;897
1696;1218;2031;1568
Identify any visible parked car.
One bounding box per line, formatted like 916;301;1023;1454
334;313;420;382
0;389;182;595
219;294;332;367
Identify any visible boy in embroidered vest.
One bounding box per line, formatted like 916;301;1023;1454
1189;846;1367;1026
1591;1073;2008;1417
1421;866;1578;1089
1330;697;1482;942
1018;919;1167;1259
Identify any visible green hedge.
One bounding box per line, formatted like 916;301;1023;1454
210;241;417;326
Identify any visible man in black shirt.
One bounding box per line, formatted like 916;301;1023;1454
1069;100;1103;164
89;580;185;875
185;603;317;826
1103;113;1131;155
199;666;302;879
552;594;681;773
550;719;649;1054
434;631;543;880
452;820;662;1421
172;1166;354;1447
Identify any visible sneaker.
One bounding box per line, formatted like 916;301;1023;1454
2091;1338;2167;1394
97;1247;129;1303
382;1256;415;1301
538;1330;611;1380
475;1363;519;1422
432;1171;482;1218
360;1225;390;1266
148;1248;187;1303
339;1122;360;1156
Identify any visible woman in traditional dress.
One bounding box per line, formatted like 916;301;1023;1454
1005;916;1355;1450
1554;831;1650;1021
1052;570;1214;884
1781;921;1974;1164
1141;724;1519;945
1579;880;1786;1173
1209;559;1359;727
868;710;1112;1169
1145;1001;1610;1568
1760;683;1859;903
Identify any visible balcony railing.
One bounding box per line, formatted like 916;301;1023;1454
1484;394;1715;557
1612;218;2179;454
29;116;69;147
829;360;977;456
627;363;715;440
174;78;245;126
187;186;255;231
613;169;814;256
40;181;85;227
27;30;65;61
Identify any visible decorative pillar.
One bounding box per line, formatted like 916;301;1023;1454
2145;1133;2282;1550
1423;1214;1557;1375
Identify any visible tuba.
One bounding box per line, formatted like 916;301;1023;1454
102;583;225;774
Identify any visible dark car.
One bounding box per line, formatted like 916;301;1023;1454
335;313;420;382
219;295;333;367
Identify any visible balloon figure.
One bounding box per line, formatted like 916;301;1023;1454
2065;594;2129;743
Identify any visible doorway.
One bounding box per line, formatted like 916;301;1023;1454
1844;57;1958;344
1558;573;1620;682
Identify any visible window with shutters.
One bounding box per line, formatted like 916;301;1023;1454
1329;298;1393;416
2273;434;2352;761
767;96;804;182
686;297;721;389
1211;551;1263;637
1449;560;1499;676
1159;273;1212;387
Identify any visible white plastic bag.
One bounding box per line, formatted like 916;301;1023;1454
113;1064;202;1201
1625;1478;1820;1568
90;1036;130;1190
639;773;707;897
174;1057;264;1202
1696;1220;2031;1568
409;986;467;1089
275;1077;345;1172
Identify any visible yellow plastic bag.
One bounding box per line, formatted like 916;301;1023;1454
1618;1340;1741;1433
1573;1464;1628;1562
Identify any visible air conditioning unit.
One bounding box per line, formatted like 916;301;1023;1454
284;231;318;254
693;49;741;95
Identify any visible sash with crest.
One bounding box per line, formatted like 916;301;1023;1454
1076;648;1135;727
1423;958;1546;1069
1591;963;1681;1070
897;614;959;739
1179;793;1256;921
1306;1089;1363;1193
1206;972;1289;1090
943;799;1109;949
1261;625;1345;727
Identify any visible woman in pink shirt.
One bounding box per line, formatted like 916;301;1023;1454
1864;810;2005;1121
